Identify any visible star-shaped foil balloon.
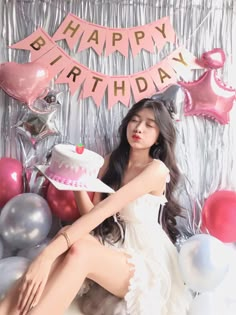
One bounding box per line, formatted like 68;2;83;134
179;48;236;125
179;70;235;124
15;91;61;147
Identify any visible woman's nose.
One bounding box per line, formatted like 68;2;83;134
135;122;143;133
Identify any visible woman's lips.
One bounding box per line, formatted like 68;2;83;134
132;135;141;140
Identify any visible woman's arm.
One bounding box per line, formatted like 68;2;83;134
43;160;169;261
73;154;110;215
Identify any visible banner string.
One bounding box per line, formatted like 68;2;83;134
178;8;214;48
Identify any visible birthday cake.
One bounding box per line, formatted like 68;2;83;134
45;144;104;188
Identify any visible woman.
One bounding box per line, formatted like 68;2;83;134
0;98;191;315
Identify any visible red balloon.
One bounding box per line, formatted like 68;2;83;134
201;190;236;243
0;157;23;208
46;184;79;222
46;185;94;222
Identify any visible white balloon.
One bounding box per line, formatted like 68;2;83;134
179;234;229;292
189;292;225;315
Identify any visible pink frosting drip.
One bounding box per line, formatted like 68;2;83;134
45;168;89;188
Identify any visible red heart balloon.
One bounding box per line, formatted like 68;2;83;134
0;62;49;105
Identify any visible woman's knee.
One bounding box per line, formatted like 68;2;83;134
65;235;95;264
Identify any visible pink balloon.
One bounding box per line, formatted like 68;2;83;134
0;158;24;208
202;48;226;69
179;69;235;124
0;62;50;106
179;48;236;124
201;190;236;243
196;48;226;69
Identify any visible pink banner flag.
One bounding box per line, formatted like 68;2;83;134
56;61;88;95
151;17;176;51
167;47;202;80
130;71;156;102
149;60;177;90
105;28;129;57
128;26;154;57
35;45;71;80
10;28;55;61
52;13;85;50
78;24;106;55
80;71;108;107
108;76;131;109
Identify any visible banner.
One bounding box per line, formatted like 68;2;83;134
10;27;200;108
52;13;176;56
9;15;202;108
10;28;56;61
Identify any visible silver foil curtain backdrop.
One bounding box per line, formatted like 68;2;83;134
0;0;236;234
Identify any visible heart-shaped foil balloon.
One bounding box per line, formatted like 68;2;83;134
0;61;50;105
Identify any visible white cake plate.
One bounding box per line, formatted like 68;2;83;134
36;165;114;194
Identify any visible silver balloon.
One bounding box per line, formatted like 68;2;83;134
0;193;52;249
0;237;3;259
47;214;62;239
0;236;16;258
0;256;30;300
179;234;229;293
151;84;185;121
17;238;50;260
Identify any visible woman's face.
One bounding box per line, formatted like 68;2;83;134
126;108;160;150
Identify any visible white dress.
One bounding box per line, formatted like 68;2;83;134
114;193;192;315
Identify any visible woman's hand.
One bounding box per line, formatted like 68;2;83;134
17;253;53;315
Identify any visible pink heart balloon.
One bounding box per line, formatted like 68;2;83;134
0;62;50;106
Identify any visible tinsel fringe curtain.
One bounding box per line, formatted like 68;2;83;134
0;0;236;234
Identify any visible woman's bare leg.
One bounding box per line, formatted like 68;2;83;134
0;234;133;315
29;234;133;315
0;253;66;315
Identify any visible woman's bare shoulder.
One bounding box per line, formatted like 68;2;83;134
147;159;169;176
142;160;169;195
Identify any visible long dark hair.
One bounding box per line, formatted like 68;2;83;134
93;98;182;243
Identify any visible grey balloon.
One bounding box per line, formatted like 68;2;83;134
179;234;229;293
151;84;184;120
0;237;3;259
0;193;52;249
17;238;50;260
0;256;30;300
0;236;17;258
